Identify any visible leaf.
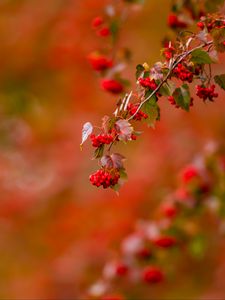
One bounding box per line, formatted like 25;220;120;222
190;49;212;64
214;74;225;90
115;119;133;141
111;153;126;169
159;81;175;96
94;145;104;159
172;84;191;111
136;64;145;80
100;153;125;169
80;122;93;149
142;95;160;128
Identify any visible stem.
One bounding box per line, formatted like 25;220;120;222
128;40;213;121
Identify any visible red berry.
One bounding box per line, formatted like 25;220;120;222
101;79;124;94
138;77;158;90
197;21;205;30
173;63;193;83
115;264;129;276
127;103;148;121
98;26;111;37
87;53;113;71
92;16;104;28
168;14;187;29
90;134;113;147
142;266;164;284
181;166;199;183
161;203;178;218
153;236;176;248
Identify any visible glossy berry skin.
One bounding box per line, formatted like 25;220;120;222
89;169;120;189
127;103;148;121
88;53;113;71
196;85;218;101
153;236;177;248
173;64;193;83
90;134;113;147
142;266;164;284
101;79;124;94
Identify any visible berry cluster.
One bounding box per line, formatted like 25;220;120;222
163;45;176;60
90;134;113;147
173;63;193;83
197;19;225;32
89;169;120;188
167;14;188;29
196;85;218;101
139;77;158;91
127;103;148;121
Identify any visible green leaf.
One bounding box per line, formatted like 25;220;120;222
136;64;145;80
214;74;225;90
94;145;104;159
190;49;212;64
172;84;191;111
142;95;160;128
159;81;175;96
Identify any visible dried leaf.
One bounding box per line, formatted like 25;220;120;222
80;122;93;149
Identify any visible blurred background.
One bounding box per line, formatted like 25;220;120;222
0;0;225;299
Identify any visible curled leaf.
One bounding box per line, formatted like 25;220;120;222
80;122;93;149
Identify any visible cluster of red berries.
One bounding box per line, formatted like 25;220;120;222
196;85;218;101
163;45;176;60
127;103;148;121
101;79;124;94
173;63;193;83
197;19;225;32
92;16;111;37
90;134;113;147
138;77;158;91
167;14;188;29
88;53;113;72
89;169;120;188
